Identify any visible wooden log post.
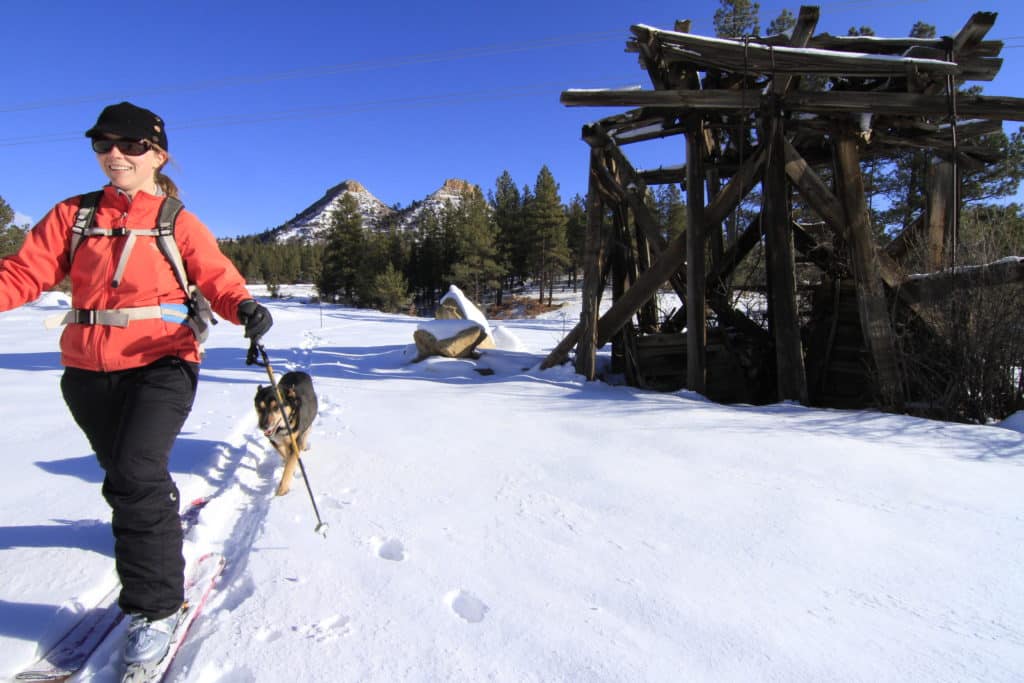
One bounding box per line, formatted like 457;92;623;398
609;203;630;374
834;132;905;408
925;160;954;271
541;145;765;371
574;149;607;380
686;127;707;394
762;118;808;404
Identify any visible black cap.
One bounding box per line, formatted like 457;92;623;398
85;102;168;150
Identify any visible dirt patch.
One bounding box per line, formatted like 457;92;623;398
486;296;565;320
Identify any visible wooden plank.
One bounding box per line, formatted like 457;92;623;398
834;133;904;408
898;258;1024;304
686;128;707;393
763;119;807;404
562;89;1024;121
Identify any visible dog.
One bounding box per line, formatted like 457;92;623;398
254;371;318;496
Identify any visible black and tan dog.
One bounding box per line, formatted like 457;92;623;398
254;371;318;496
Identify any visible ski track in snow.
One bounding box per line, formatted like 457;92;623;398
67;334;329;682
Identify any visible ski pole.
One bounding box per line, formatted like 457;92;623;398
247;341;329;537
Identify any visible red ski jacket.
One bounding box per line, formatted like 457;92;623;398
0;186;253;371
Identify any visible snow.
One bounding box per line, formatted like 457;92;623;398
1;285;1023;682
439;285;492;337
634;24;958;69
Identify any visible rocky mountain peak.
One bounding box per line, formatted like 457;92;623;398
267;177;483;243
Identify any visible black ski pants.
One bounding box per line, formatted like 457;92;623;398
61;356;198;620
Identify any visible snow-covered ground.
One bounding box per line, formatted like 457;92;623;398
1;285;1022;682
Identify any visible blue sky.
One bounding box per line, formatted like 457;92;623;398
3;0;1023;238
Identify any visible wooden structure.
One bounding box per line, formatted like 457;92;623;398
543;7;1024;409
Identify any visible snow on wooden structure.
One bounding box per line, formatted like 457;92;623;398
543;6;1024;409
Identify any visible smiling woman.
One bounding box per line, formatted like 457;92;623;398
85;102;178;199
0;100;275;671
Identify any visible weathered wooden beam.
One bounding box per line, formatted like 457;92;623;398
631;23;960;79
705;144;767;227
785;92;1024;119
784;138;906;288
772;5;820;95
584;125;692;309
763;120;808;404
562;89;1024;121
898;258;1024;304
783;138;846;230
638;166;687;186
686;128;707;393
834;133;904;408
545;139;769;371
573;150;608;379
925;161;955;271
707;214;762;288
791;221;837;275
807;33;1002;58
562;88;750;110
952;11;998;56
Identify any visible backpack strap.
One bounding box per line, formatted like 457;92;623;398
69;190;104;265
55;193;216;345
153;196;190;295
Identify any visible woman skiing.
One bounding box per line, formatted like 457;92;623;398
0;101;272;666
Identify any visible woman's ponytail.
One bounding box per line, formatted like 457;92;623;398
156;170;179;199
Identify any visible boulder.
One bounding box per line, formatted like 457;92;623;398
413;320;489;360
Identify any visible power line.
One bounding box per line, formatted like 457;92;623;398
0;79;638;147
0;31;624;114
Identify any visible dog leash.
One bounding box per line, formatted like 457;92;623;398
247;340;329;538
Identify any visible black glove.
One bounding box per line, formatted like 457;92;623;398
238;299;272;341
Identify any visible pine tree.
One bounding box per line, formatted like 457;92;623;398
371;263;412;313
489;171;524;301
653;185;687;243
713;0;760;38
317;193;364;302
412;207;446;305
564;194;587;292
766;8;795;36
0;194;25;258
526;166;570;304
447;185;503;303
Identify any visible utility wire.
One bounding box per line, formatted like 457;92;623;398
0;31;624;114
0;80;636;147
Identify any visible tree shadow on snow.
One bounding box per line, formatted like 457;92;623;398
0;597;92;644
0;518;113;556
0;351;63;371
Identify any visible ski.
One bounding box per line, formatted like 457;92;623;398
14;498;211;682
121;552;225;683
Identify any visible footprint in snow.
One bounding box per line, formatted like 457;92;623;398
323;490;355;511
372;537;406;561
445;589;488;624
293;614;352;642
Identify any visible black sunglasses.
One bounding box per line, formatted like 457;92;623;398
91;139;152;156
